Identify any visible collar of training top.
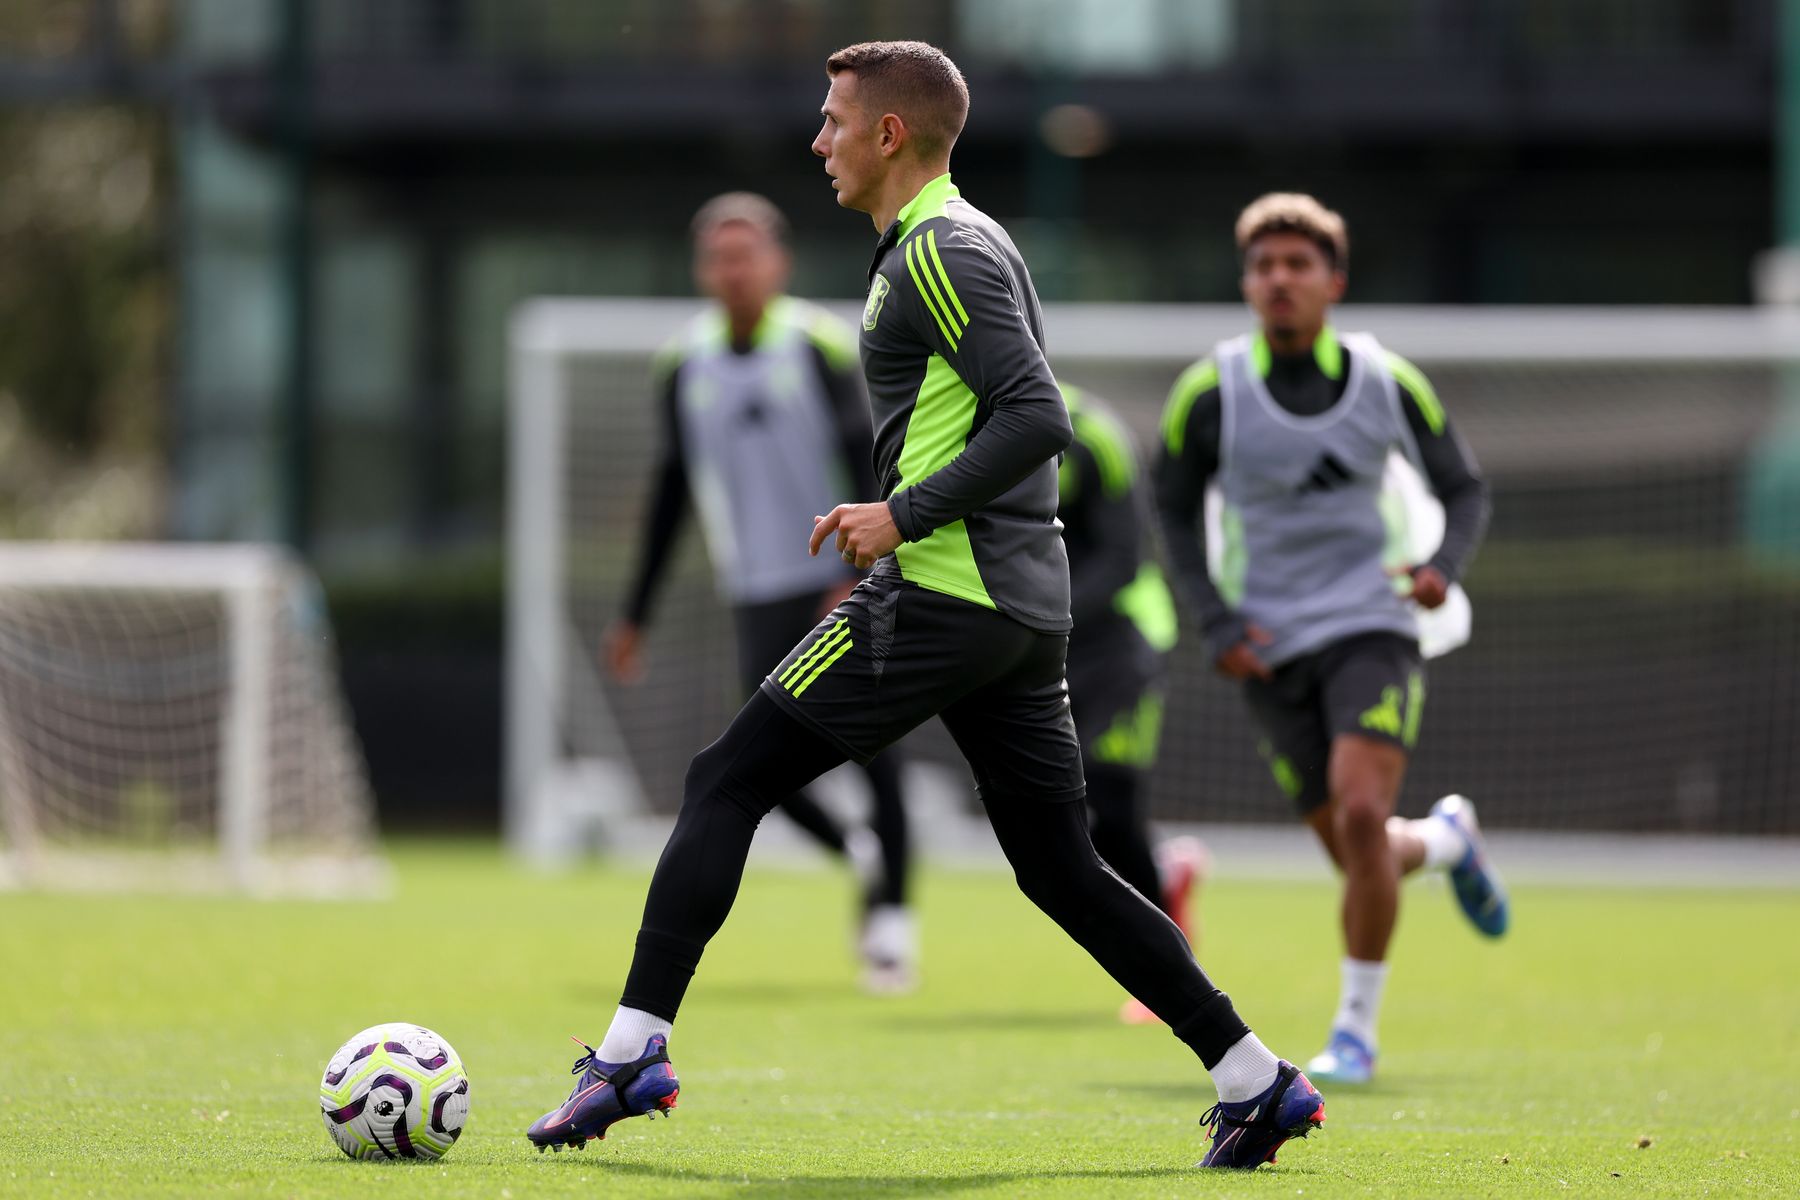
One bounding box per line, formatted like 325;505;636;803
870;173;960;280
1250;324;1344;380
710;295;794;354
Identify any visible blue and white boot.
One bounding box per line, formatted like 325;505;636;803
1432;794;1510;937
1304;1027;1376;1085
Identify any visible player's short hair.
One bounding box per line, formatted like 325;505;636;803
691;192;789;245
1235;193;1349;270
825;41;969;159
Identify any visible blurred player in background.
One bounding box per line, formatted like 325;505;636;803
604;192;915;990
1056;382;1210;1025
531;43;1326;1171
1155;193;1508;1085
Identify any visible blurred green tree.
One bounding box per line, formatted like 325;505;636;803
0;0;170;537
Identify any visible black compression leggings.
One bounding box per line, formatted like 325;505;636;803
773;790;848;855
735;594;907;903
620;691;1248;1067
1084;762;1164;912
982;794;1244;1064
862;748;909;907
621;692;843;1021
769;748;908;908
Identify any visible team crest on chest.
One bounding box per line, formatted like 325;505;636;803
863;274;891;331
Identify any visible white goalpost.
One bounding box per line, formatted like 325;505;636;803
0;542;384;894
508;299;1800;861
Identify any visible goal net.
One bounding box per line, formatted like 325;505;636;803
508;299;1800;855
0;542;383;893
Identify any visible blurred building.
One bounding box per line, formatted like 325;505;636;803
3;0;1791;825
154;0;1783;556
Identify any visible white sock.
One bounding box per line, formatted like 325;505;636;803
1210;1032;1280;1103
860;904;916;968
596;1006;672;1063
1394;813;1465;871
1331;957;1388;1049
844;826;883;892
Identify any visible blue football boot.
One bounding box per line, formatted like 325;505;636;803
1198;1059;1325;1169
1305;1027;1376;1084
525;1034;680;1152
1432;794;1510;937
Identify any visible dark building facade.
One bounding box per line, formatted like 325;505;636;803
9;0;1783;825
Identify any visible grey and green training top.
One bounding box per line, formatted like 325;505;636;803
624;296;874;624
861;174;1073;634
1154;326;1491;666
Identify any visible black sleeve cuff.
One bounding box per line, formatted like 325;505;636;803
887;493;922;542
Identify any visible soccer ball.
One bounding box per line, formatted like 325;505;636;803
318;1022;470;1160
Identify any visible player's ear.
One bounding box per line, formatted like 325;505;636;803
878;112;907;159
1327;268;1348;303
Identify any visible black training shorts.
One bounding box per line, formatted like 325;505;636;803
732;590;836;700
1065;624;1166;771
760;573;1084;802
1241;631;1425;815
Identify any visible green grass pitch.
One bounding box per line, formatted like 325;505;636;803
2;841;1796;1197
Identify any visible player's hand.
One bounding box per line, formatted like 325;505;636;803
603;620;646;684
809;502;902;570
1393;564;1450;610
1215;624;1275;682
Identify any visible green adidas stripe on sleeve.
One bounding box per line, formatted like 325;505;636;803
924;229;970;328
905;236;963;351
1161;358;1219;455
1384;350;1445;436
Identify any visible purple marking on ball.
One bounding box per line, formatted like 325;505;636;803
322;1095;367;1124
367;1073;415;1108
386;1039;449;1070
431;1078;469;1135
392;1112;416;1158
324;1042;377;1086
356;1074;416;1159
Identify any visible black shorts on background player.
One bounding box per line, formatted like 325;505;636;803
1242;632;1425;815
1064;627;1166;908
1064;627;1161;765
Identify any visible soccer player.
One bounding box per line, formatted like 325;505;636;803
1154;193;1510;1086
1056;381;1210;1024
604;192;914;990
527;43;1325;1170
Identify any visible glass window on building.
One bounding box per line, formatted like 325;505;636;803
960;0;1234;73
